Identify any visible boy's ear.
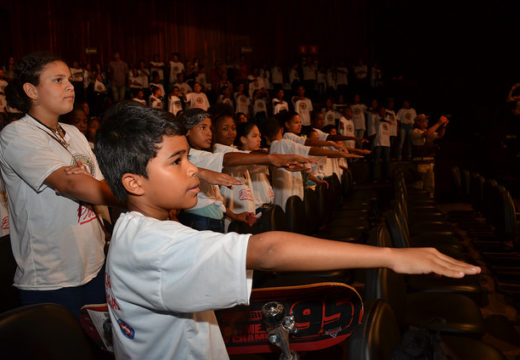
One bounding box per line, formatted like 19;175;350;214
239;135;247;146
121;173;145;196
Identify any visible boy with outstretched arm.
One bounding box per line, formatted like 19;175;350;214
95;102;480;360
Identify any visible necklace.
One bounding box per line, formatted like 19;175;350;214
28;113;70;148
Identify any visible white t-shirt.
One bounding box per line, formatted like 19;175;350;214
271;66;283;85
374;118;391;147
385;109;398;136
283;131;306;145
149;95;163;110
168;95;183;115
326;70;337;89
132;98;146;105
94;79;107;94
0;115;105;290
351;104;367;131
397;108;417;125
249;164;275;209
235;94;250;114
323;110;337;126
106;211;252;360
336;67;349;85
294;98;313;126
213;144;256;216
289;68;300;84
253;98;267;116
70;67;84;82
176;82;192;95
187;92;210;111
269;139;310;211
338;116;356;149
186;149;226;212
169;61;185;84
150;61;164;80
0;176;9;237
272;99;289;115
303;64;316;81
410;128;439;146
366;112;378;137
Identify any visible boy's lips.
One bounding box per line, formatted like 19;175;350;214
188;180;200;195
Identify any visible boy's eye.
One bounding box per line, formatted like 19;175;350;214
172;157;182;165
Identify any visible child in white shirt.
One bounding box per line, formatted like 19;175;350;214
396;99;417;160
95;102;480;360
186;82;210;111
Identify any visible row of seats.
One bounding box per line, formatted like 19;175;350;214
347;173;505;359
451;167;520;303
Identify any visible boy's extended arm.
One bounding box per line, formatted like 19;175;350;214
308;147;363;159
246;231;480;278
223;152;310;170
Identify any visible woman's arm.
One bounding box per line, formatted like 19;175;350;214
223;152;310;170
45;167;123;207
308;147;363;159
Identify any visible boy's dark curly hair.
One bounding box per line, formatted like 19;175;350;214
5;52;62;113
94;101;186;202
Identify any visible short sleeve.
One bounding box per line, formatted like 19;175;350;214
283;132;306;145
0;123;67;192
189;148;225;172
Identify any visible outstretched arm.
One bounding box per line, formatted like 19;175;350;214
308;147;364;159
197;168;243;188
246;231;480;278
223;152;311;170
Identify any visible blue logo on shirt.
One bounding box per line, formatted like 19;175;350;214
117;319;135;339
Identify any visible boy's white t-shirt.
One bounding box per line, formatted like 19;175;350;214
294;98;313;126
186;92;210;111
249;163;275;209
336;67;349;85
338;116;356;149
366;112;378;137
269;139;310;211
186;149;226;212
149;95;163;110
351;104;367;131
397;108;417;125
271;66;283;85
106;211;253;360
0;115;105;290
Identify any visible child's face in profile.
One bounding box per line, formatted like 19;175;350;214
139;135;200;215
214;116;237;146
240;125;261;151
285;115;302;134
186;118;212;150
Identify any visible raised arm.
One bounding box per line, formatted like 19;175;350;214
197;167;243;188
246;231;480;278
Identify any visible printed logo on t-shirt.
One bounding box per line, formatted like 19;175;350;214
353;108;360;115
72;154;95;176
78;205;98;225
196;96;204;104
117;319;135;340
240;95;247;104
347;125;354;133
299;102;307;111
326;113;334;122
1;216;8;230
405;113;411;121
239;188;254;202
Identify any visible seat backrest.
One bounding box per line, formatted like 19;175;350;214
347;299;401;360
451;166;462;195
385;210;410;248
496;187;518;241
0;235;19;313
365;266;407;324
304;188;318;234
285;196;306;234
470;172;484;212
0;303;94;359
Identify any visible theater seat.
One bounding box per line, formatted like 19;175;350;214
0;303;95;359
0;235;19;313
285;196;306;234
348;300;505;360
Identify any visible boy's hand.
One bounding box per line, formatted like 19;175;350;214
197;168;243;188
343;153;364;159
233;211;258;227
268;154;313;169
389;247;481;278
351;148;371;155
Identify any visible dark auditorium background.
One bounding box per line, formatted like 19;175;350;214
0;0;519;190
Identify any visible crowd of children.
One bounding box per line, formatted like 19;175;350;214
0;53;463;360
